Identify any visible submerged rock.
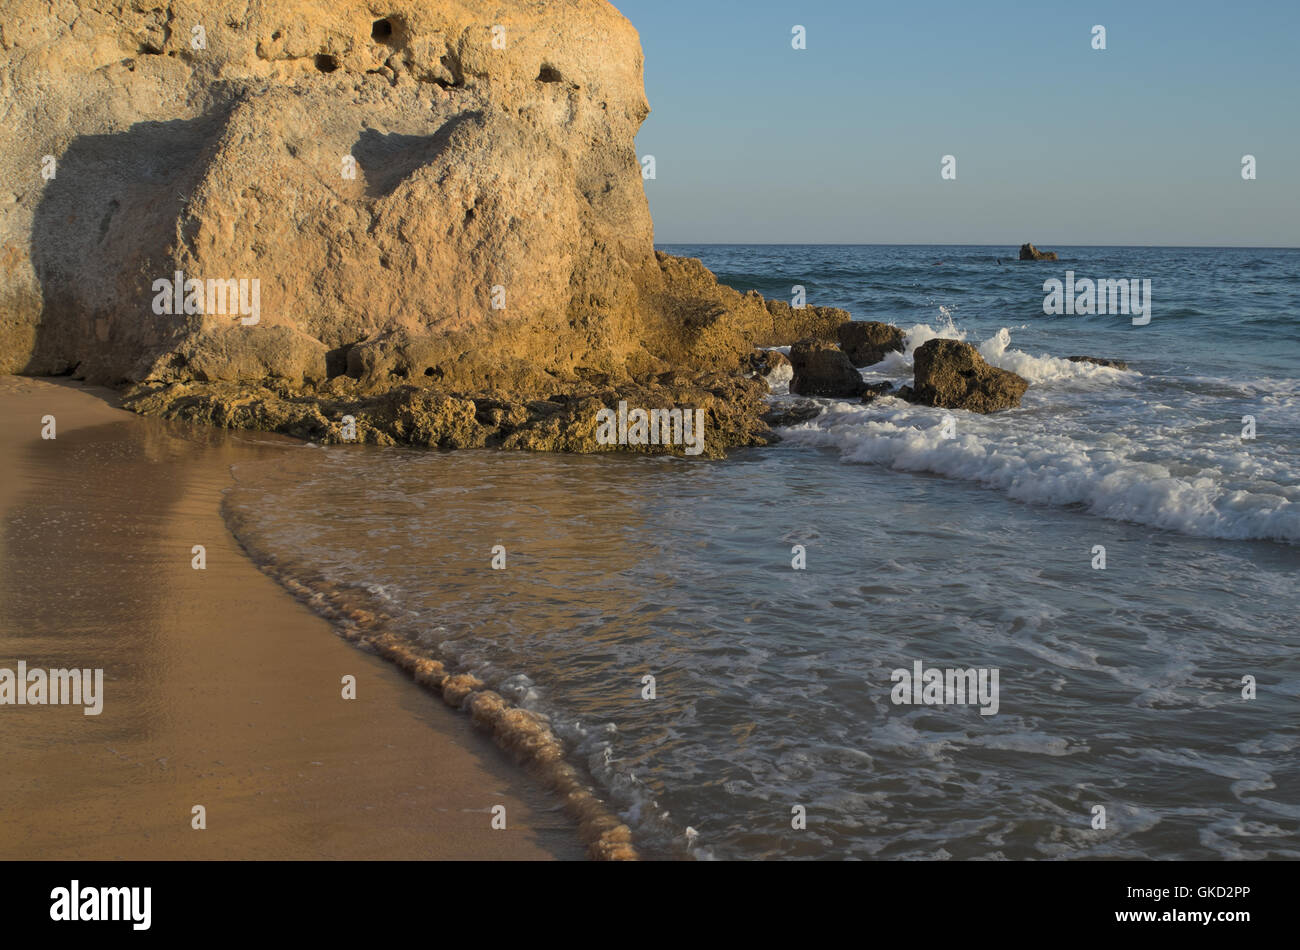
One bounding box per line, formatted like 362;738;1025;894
788;340;867;398
760;400;822;429
907;339;1028;412
861;381;895;403
837;321;905;367
1019;243;1059;261
1067;356;1129;370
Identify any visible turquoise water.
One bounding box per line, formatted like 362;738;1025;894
225;245;1299;859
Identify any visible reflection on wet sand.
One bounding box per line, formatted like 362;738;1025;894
0;376;581;859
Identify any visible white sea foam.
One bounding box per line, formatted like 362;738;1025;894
977;327;1130;385
777;324;1299;543
765;358;793;389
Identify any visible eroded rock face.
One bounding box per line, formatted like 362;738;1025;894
1019;243;1058;261
0;0;842;453
789;339;866;398
837;320;904;367
123;370;772;458
907;339;1028;412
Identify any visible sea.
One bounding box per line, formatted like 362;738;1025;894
223;245;1300;859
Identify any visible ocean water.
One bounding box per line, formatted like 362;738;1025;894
223;245;1299;859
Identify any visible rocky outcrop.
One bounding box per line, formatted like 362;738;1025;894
0;0;843;455
906;339;1027;412
837;321;905;367
1067;356;1129;370
124;369;771;457
742;348;791;379
861;381;894;403
788;339;866;398
1019;243;1058;261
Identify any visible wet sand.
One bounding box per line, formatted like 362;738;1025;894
0;376;582;859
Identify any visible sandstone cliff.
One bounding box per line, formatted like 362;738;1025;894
1;0;844;454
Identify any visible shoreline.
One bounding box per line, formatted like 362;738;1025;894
0;375;584;860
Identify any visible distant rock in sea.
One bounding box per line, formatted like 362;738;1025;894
1019;243;1059;261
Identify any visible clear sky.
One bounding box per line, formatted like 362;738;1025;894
612;0;1300;246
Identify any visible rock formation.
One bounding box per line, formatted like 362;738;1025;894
788;339;866;398
760;399;821;429
860;381;894;403
1019;243;1058;261
904;339;1028;412
0;0;844;455
1067;355;1128;370
836;320;905;367
742;347;791;379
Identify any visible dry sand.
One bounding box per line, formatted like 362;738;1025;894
0;375;582;859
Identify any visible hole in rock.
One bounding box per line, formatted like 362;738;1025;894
372;19;393;43
315;54;339;73
536;64;562;83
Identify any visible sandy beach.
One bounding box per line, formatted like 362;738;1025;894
0;375;581;860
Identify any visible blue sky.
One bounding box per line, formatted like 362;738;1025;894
612;0;1300;246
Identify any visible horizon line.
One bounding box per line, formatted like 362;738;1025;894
653;242;1300;250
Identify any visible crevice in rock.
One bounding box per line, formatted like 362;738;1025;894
438;52;464;86
97;198;119;242
325;342;357;379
